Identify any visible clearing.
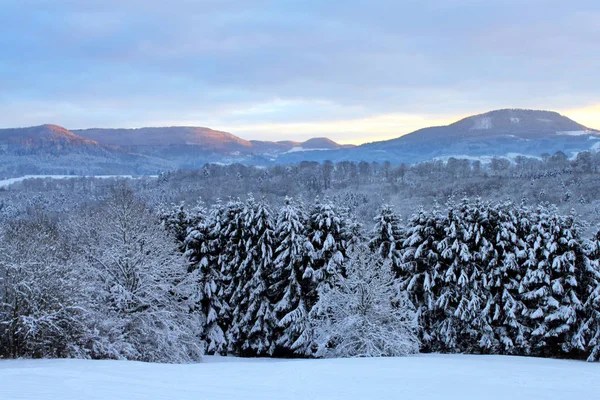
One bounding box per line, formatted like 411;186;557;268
0;354;597;399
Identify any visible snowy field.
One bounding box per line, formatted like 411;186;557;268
1;355;597;400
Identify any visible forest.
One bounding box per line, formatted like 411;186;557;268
1;152;600;362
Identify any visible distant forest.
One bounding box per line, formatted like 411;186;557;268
3;150;600;231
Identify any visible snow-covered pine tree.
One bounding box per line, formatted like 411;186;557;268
227;195;277;356
159;201;205;251
369;204;403;275
219;198;246;311
398;205;445;350
311;244;420;358
573;227;600;361
433;199;495;353
486;202;530;355
271;197;314;356
305;199;349;296
184;200;228;355
520;205;590;358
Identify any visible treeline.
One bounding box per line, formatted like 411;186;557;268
2;184;600;362
397;200;600;360
3;149;600;232
166;196;600;361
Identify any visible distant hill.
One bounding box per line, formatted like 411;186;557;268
385;109;596;143
73;127;350;154
0;124;98;147
1;109;599;177
344;109;600;163
275;109;600;164
74;127;253;152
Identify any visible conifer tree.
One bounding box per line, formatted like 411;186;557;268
486;202;530;354
369;204;403;274
398;205;445;349
305;199;348;294
520;205;590;357
227;196;277;356
271;197;313;355
184;201;228;354
576;229;600;361
159;201;205;251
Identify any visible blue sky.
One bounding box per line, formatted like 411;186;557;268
1;0;599;143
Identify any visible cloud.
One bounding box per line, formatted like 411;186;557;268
0;0;598;142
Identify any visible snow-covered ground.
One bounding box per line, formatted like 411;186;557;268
0;354;597;400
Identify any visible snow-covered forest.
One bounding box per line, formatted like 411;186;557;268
1;168;600;361
3;151;600;230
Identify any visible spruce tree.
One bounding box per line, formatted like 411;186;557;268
520;205;590;357
370;204;403;274
227;196;277;356
398;205;446;349
305;199;348;291
184;201;228;354
271;197;313;355
486;202;530;355
573;228;600;360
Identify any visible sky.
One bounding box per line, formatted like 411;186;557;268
1;0;599;144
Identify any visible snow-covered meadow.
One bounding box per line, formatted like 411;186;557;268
1;355;597;400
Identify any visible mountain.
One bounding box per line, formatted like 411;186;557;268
351;109;600;162
276;109;600;164
75;127;351;154
0;124;352;177
1;109;598;178
74;127;254;152
0;124;171;177
384;109;595;143
0;124;98;147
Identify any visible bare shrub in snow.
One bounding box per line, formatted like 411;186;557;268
70;183;204;362
0;213;88;358
311;244;420;358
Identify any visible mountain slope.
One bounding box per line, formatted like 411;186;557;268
0;124;98;146
307;109;600;164
388;109;596;144
74;127;351;154
74;127;253;152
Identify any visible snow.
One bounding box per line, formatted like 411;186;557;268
432;153;540;164
556;130;598;136
510;117;520;123
471;117;492;130
285;147;330;153
0;355;597;400
0;175;157;188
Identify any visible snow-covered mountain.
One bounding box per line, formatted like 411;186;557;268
278;109;600;164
